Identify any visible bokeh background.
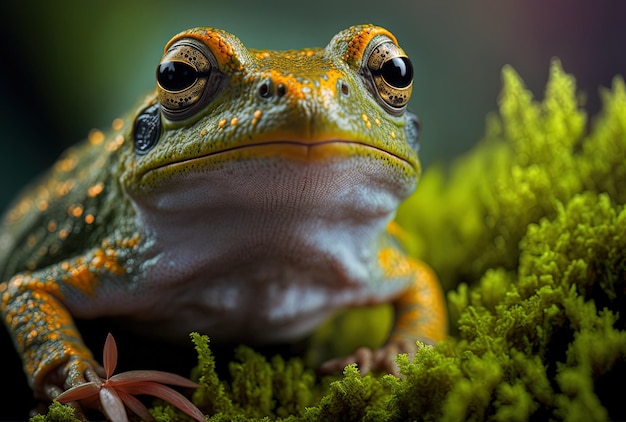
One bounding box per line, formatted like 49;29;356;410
1;0;624;208
0;0;624;418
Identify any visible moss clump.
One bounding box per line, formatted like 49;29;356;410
35;62;626;421
397;61;626;293
183;333;320;421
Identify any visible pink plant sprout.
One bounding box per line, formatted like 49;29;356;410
56;333;205;422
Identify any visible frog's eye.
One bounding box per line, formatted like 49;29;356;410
363;38;413;113
156;38;221;120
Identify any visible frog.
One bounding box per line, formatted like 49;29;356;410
0;24;447;408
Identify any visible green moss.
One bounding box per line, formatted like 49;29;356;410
186;334;327;421
35;61;626;421
397;61;626;293
30;401;79;422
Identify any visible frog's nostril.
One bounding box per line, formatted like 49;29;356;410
276;83;287;97
259;79;273;98
337;79;349;97
258;79;287;98
341;82;349;96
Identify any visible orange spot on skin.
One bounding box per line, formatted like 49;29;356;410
111;118;124;131
230;117;239;126
54;155;78;172
27;235;37;247
361;113;372;130
100;234;141;251
7;198;32;223
115;234;141;249
49;243;60;256
93;248;126;275
84;214;95;224
251;109;262;126
47;220;57;232
36;199;48;212
68;204;84;218
218;118;227;128
106;134;125;151
55;180;75;197
88;129;105;145
87;182;104;197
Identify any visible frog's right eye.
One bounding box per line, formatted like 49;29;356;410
156;38;221;120
361;36;413;115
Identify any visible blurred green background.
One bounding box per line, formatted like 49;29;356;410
1;0;624;209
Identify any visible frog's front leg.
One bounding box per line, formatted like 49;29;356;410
0;248;125;402
321;253;447;375
386;257;448;348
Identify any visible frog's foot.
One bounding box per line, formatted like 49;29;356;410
36;354;104;415
319;338;433;376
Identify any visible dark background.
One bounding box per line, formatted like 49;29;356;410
1;0;624;419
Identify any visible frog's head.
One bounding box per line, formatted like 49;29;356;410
121;25;422;228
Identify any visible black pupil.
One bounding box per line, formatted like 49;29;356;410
380;57;413;88
157;61;198;91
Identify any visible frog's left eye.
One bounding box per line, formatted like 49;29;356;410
363;38;413;113
156;38;222;120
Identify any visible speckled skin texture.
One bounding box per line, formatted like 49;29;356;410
0;24;446;404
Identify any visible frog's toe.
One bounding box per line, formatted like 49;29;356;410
319;339;426;376
318;353;358;375
36;355;102;402
319;346;388;375
318;346;366;375
64;358;103;391
37;357;103;419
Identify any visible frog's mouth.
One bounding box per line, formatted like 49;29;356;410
133;138;418;216
147;139;417;175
